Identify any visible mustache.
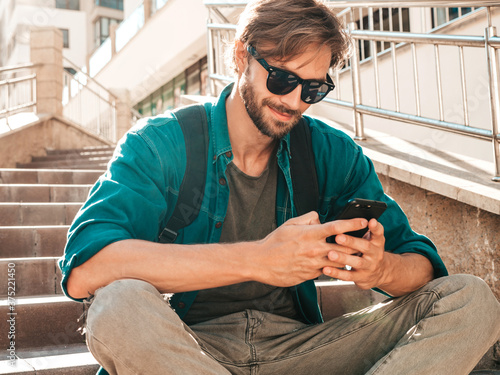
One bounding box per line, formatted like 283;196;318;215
263;98;301;117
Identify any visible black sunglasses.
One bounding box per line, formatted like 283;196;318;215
247;45;335;104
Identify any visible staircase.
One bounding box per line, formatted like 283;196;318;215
0;146;113;374
0;146;497;374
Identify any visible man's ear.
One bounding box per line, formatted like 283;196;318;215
234;40;248;74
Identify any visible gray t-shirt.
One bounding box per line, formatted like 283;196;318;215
183;153;299;325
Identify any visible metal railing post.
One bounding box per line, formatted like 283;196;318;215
206;10;216;97
112;100;117;143
5;80;11;130
349;21;365;140
33;73;37;115
485;17;500;181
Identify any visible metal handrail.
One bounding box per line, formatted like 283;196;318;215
62;57;117;142
350;30;486;47
0;74;37;87
204;0;500;7
0;64;37;130
63;57;117;100
0;63;38;74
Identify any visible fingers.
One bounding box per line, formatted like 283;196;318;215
327;250;364;269
323;218;368;240
334;219;384;253
283;211;321;226
368;218;385;245
284;213;369;242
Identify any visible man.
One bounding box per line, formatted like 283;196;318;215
59;0;500;374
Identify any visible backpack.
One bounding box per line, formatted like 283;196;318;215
158;103;319;243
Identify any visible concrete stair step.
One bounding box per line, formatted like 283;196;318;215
31;151;114;163
32;163;110;170
16;158;111;169
0;203;81;226
0;184;92;203
37;148;113;158
0;169;103;185
46;146;115;155
0;257;62;297
0;226;69;258
1;344;99;374
0;295;86;351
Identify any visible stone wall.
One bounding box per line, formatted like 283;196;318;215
378;174;500;300
0;116;111;168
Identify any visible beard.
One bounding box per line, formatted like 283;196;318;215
240;78;302;140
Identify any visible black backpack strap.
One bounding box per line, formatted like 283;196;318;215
289;117;319;216
158;104;208;243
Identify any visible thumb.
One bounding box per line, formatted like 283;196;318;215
283;211;320;226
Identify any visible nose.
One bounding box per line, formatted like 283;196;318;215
279;84;302;110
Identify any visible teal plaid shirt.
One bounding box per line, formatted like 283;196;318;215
59;83;448;324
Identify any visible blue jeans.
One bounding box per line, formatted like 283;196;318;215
86;274;500;375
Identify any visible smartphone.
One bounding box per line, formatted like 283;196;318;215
326;198;387;243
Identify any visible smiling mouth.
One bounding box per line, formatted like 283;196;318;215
268;105;294;122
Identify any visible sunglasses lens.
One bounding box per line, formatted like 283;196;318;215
301;81;332;104
267;70;299;95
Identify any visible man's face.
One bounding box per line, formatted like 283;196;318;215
238;44;332;140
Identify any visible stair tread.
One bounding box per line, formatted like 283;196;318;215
1;344;98;374
0;168;105;172
46;146;115;154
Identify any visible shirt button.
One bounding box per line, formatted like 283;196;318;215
178;302;186;309
225;151;232;158
215;221;222;229
219;178;226;186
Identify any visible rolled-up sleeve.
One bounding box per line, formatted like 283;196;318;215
311;119;448;281
58;117;186;301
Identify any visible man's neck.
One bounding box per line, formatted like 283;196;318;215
225;85;277;177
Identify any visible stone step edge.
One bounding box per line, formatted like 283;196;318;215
17;161;110;169
0;294;70;307
0;225;70;229
0;202;82;206
29;156;112;163
0;184;93;188
46;146;115;154
1;344;98;374
32;153;113;162
17;163;109;170
0;168;106;173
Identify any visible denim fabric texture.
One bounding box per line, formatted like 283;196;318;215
87;275;500;375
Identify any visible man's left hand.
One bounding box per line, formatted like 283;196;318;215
323;218;389;290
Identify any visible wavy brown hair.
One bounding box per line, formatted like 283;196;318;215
229;0;351;74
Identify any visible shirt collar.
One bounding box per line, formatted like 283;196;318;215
210;82;292;163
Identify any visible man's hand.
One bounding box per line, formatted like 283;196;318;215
322;218;434;296
252;211;368;287
323;218;388;290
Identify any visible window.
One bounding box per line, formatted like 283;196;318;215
95;0;123;11
431;7;475;29
59;29;69;48
94;17;120;47
56;0;80;10
133;57;208;115
173;72;186;108
355;8;410;62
